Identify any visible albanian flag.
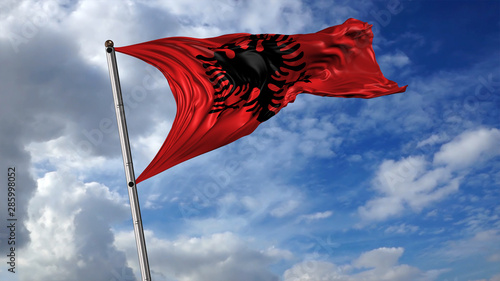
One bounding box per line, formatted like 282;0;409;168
116;18;407;184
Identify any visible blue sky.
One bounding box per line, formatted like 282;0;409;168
0;0;499;280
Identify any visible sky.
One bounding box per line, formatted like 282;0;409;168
0;0;499;280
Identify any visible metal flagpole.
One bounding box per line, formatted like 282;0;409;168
105;40;152;281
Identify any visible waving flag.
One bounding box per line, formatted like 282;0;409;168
116;18;407;183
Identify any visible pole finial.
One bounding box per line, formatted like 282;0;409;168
105;40;114;47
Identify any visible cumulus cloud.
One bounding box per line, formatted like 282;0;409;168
20;171;133;281
284;260;347;281
115;231;291;281
283;247;446;281
359;128;500;222
0;0;72;254
358;155;458;222
0;2;184;277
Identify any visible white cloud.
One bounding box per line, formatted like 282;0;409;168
439;226;500;262
1;1;498;280
297;211;333;223
175;178;306;236
353;247;405;269
284;260;347;281
416;133;450;148
20;171;133;281
359;128;500;223
347;154;363;162
26;135;110;175
283;247;446;281
380;51;411;67
385;223;419;234
358;156;458;222
271;199;301;218
132;119;172;168
115;231;291;281
378;51;411;77
152;0;313;35
434;128;500;170
242;116;342;171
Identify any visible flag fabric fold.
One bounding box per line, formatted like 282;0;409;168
116;18;407;184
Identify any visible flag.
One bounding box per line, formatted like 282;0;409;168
116;18;407;184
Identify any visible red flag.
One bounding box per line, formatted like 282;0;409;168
116;18;407;183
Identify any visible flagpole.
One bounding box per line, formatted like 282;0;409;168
105;40;152;281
